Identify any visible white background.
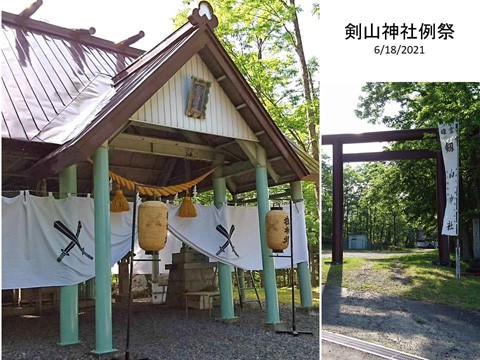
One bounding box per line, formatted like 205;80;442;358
319;0;480;82
320;0;480;152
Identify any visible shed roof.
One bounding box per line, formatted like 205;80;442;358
2;2;318;195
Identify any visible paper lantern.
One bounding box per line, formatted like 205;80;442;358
266;206;289;253
138;201;168;252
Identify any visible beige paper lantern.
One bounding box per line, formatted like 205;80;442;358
138;201;168;252
266;206;290;253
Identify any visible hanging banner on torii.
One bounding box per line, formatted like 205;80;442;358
438;121;459;236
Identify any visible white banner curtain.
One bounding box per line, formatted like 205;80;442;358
2;192;131;289
438;121;459;236
167;201;309;270
2;193;309;289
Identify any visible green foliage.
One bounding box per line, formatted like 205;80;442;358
355;82;480;252
322;155;438;249
303;182;319;246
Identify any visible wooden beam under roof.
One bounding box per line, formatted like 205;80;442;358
180;130;205;145
236;139;280;183
236;139;259;166
109;133;217;162
157;158;178;186
221;160;253;178
266;163;280;184
226;177;237;194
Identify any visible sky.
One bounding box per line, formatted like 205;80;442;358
1;0;319;59
321;82;391;157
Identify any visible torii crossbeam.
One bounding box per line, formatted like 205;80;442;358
322;128;449;264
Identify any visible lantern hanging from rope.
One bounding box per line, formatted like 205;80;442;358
265;206;290;253
138;201;168;252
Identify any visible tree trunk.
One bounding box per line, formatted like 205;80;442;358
473;218;480;260
288;0;319;206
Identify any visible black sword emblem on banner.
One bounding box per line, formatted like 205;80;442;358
216;224;239;257
54;220;93;262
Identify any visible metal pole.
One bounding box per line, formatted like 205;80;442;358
92;143;115;355
276;200;312;336
455;237;461;279
290;181;313;308
332;140;344;264
125;188;138;360
152;252;159;283
59;165;79;346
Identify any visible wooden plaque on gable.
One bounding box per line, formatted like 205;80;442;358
186;77;211;119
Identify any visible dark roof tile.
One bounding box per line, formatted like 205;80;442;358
1;12;140;142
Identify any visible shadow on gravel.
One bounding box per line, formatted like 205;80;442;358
322;260;343;317
322;285;480;360
2;301;319;360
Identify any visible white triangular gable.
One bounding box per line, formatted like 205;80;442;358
130;55;258;142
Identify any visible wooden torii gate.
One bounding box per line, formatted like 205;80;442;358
322;128;450;264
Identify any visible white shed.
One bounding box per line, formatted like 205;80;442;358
348;235;368;250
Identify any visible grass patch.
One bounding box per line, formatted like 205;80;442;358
233;286;320;307
322;252;480;312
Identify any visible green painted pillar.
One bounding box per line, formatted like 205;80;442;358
255;146;280;324
85;279;95;299
290;181;313;308
59;165;79;345
92;143;115;355
213;160;235;320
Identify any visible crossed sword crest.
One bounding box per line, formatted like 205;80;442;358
54;220;93;262
215;224;239;257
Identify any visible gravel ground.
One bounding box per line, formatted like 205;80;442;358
2;302;319;360
321;341;381;360
322;285;480;360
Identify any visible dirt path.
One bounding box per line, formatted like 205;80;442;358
322;285;480;360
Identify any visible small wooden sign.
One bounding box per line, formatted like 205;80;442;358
186;77;211;119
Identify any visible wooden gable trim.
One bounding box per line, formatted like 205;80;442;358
1;12;143;58
27;30;208;180
200;31;310;179
27;20;311;182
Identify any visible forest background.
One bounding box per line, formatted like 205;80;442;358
322;82;480;263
